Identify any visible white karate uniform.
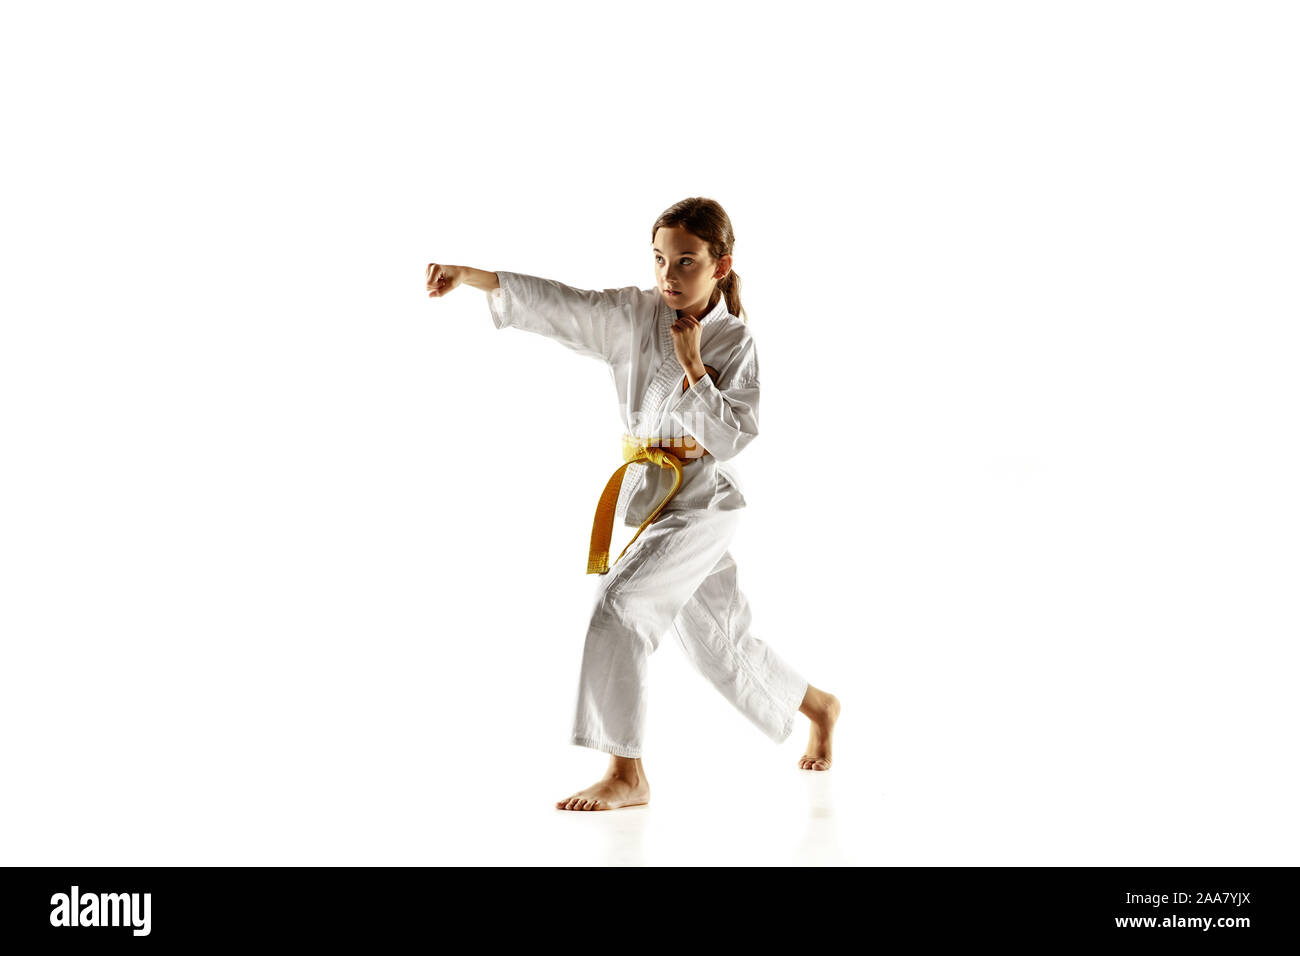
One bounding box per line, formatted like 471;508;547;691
486;271;809;757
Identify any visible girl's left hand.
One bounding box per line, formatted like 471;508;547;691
669;312;704;372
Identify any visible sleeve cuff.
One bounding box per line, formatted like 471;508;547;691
670;371;715;425
486;282;510;330
686;369;716;395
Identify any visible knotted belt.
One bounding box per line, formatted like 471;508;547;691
586;434;709;575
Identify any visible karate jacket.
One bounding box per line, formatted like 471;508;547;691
486;271;759;527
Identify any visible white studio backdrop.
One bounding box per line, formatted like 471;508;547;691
1;0;1296;865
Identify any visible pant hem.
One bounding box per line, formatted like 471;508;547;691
571;733;642;758
774;678;809;744
776;714;795;744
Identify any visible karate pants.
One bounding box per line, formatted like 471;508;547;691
570;505;809;758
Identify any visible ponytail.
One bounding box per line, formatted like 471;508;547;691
720;270;745;324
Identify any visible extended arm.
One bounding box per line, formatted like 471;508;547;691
486;270;638;366
457;267;500;292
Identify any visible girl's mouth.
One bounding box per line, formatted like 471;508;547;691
665;290;681;297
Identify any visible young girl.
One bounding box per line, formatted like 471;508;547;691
426;197;840;811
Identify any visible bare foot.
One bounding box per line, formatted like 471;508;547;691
797;686;840;771
557;756;650;810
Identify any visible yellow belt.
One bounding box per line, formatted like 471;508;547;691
586;434;709;574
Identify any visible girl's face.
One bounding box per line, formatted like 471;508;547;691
653;225;730;316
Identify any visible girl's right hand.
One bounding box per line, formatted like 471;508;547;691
426;263;462;298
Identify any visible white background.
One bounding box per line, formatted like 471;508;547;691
2;0;1296;865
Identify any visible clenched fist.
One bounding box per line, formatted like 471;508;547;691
426;263;463;297
669;311;705;375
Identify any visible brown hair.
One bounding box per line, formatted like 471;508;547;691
651;197;746;323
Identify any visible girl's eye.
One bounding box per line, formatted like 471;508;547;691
681;259;693;265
